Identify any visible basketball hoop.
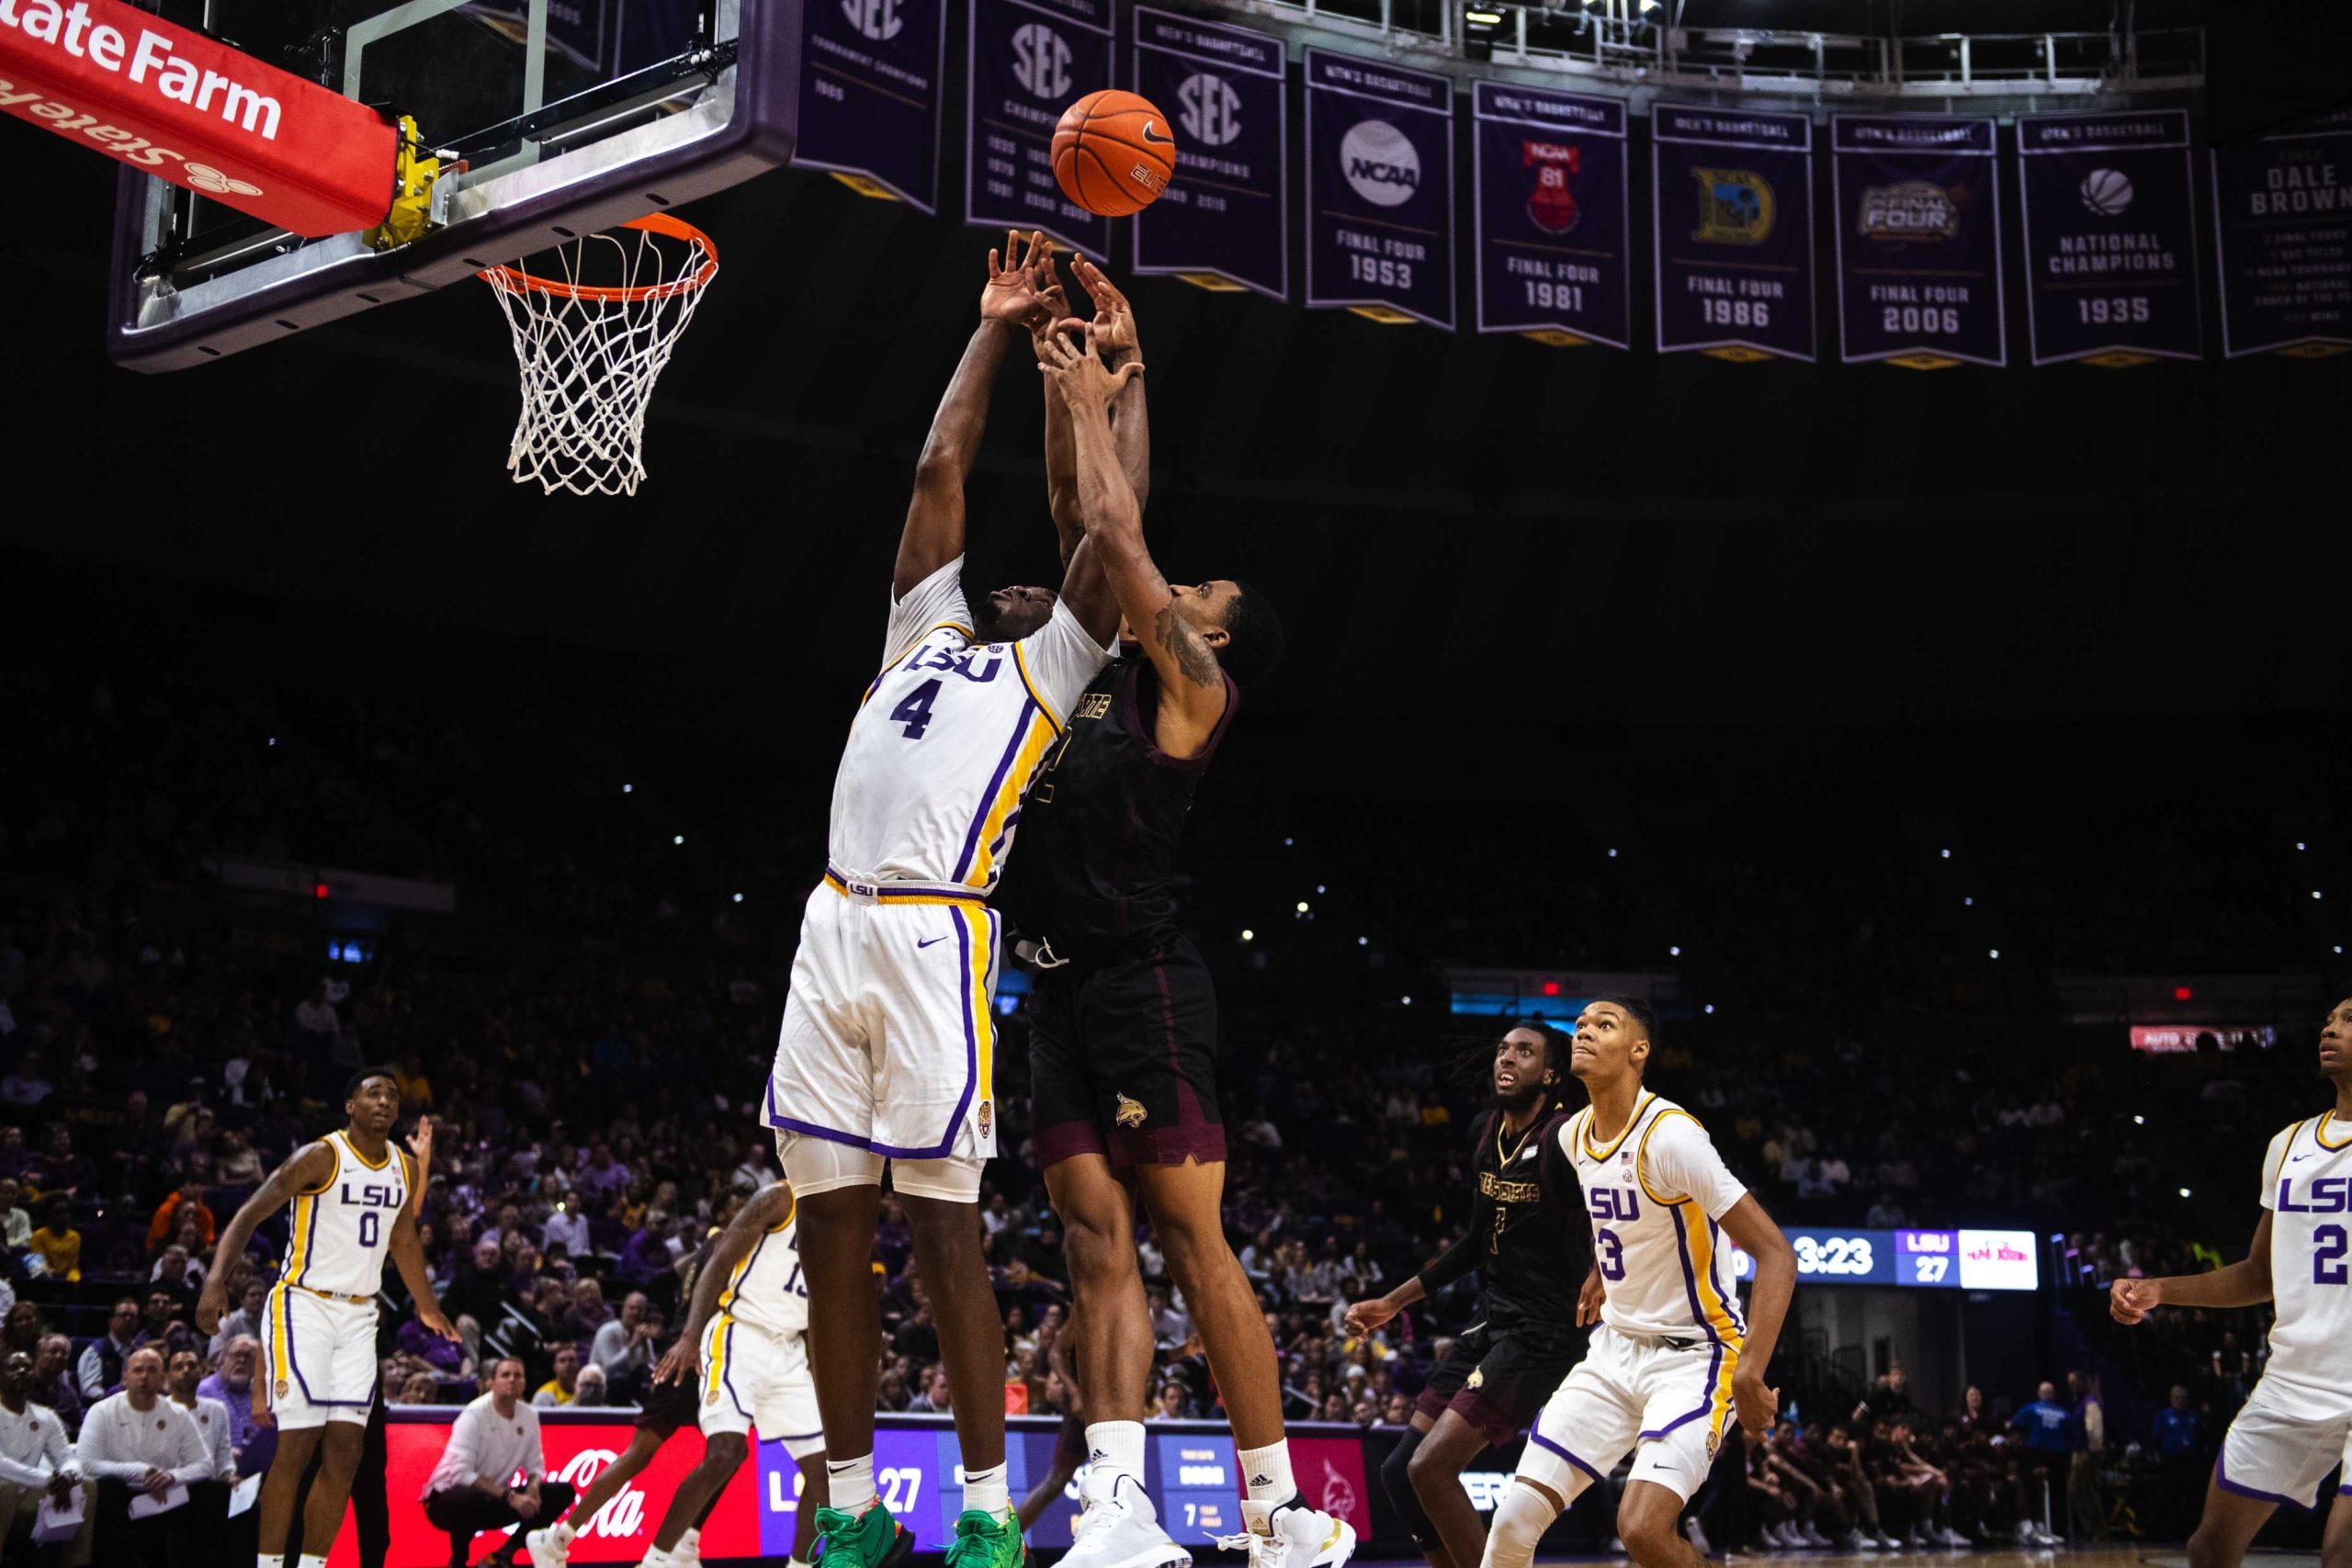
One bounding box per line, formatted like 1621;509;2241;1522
480;214;718;497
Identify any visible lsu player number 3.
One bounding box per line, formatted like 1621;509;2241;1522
1483;998;1800;1568
2112;998;2352;1568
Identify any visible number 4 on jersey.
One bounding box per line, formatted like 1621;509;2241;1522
891;679;943;739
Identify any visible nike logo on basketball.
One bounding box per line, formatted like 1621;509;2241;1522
917;936;948;949
1141;119;1173;145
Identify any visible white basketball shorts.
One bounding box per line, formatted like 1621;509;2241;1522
264;1285;378;1429
700;1314;824;1458
1517;1324;1741;1506
2216;1371;2352;1511
765;877;1001;1180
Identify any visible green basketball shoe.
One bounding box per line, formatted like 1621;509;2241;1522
812;1504;916;1568
944;1508;1026;1568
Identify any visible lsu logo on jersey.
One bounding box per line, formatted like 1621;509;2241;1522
1588;1188;1642;1222
2277;1176;2351;1213
1693;168;1774;244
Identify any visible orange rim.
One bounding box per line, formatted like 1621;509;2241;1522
479;213;718;302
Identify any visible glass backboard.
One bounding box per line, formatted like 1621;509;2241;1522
106;0;797;370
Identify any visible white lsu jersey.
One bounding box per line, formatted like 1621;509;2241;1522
717;1198;808;1338
2256;1111;2352;1415
283;1130;409;1299
829;556;1111;895
1563;1093;1749;1344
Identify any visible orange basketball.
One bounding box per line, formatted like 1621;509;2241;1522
1051;89;1178;218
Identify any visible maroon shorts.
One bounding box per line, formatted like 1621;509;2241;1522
1411;1320;1581;1446
1029;937;1227;1170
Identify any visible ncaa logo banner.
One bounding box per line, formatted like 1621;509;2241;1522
1829;114;2006;369
797;0;948;210
966;0;1113;254
1470;80;1628;347
1130;8;1287;299
1653;106;1815;361
2016;110;2202;366
1305;48;1455;330
2210;106;2352;358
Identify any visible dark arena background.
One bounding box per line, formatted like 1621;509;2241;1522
3;0;2351;1562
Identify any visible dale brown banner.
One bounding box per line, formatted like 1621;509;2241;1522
0;0;397;236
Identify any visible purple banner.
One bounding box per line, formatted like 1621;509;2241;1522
1653;106;1815;361
1830;115;2006;368
1305;49;1456;330
797;0;948;210
1471;81;1629;347
2211;107;2352;358
1130;8;1288;299
2017;110;2202;365
967;0;1114;254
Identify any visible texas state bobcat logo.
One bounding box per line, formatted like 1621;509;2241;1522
1115;1094;1148;1129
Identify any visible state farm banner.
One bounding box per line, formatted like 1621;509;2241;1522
2017;110;2202;365
1653;105;1815;361
0;0;396;236
1304;48;1455;329
1131;7;1287;299
2211;107;2352;358
1830;114;2006;368
1471;80;1629;347
797;0;949;210
967;0;1112;254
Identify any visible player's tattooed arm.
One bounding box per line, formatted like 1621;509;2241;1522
197;1140;334;1333
2110;1210;2274;1322
1718;1192;1796;1438
655;1181;796;1386
897;231;1050;597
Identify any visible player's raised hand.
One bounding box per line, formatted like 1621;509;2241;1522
1070;255;1140;356
406;1114;435;1177
2109;1276;2160;1325
652;1335;696;1388
981;230;1052;326
1342;1295;1397;1337
1731;1370;1780;1438
1038;321;1143;410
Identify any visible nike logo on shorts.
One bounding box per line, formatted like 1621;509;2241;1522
917;935;949;949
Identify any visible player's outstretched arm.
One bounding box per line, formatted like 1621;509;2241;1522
1040;323;1227;750
390;1206;458;1340
1069;257;1150;516
2111;1210;2274;1322
654;1181;795;1386
1029;245;1087;567
897;231;1055;598
197;1141;334;1333
1719;1192;1796;1438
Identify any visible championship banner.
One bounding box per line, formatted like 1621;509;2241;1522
1471;81;1629;347
1304;48;1455;329
1829;114;2005;369
1131;8;1287;299
967;0;1112;254
2211;106;2352;358
1653;105;1815;361
2017;110;2202;366
797;0;949;209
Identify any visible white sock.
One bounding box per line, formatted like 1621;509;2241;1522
1085;1419;1147;1483
963;1461;1010;1518
679;1527;699;1548
829;1453;878;1512
639;1551;673;1568
790;1560;813;1568
300;1556;329;1568
1238;1441;1295;1506
553;1520;577;1542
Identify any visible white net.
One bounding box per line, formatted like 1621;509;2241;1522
481;215;718;497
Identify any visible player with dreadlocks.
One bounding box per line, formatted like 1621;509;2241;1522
1346;1020;1593;1568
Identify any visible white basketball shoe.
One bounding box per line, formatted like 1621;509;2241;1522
1062;1471;1193;1568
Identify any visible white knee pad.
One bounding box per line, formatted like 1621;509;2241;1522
1484;1482;1565;1568
776;1132;884;1196
889;1155;984;1203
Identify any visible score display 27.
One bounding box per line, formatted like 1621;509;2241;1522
1722;1227;2039;1292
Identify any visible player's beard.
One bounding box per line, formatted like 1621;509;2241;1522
1492;1081;1549;1120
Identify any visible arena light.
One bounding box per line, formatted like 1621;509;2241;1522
1241;929;1255;942
2133;1115;2145;1125
1703;1003;1716;1014
1607;848;1618;858
2173;985;2193;1001
1940;848;1951;859
1357;936;1369;947
1402;995;1413;1006
673;834;685;845
1668;945;1681;956
2297;840;2308;851
1317;884;1327;894
1295;900;1310;913
623;783;633;794
1465;7;1505;25
732;893;744;903
2178;1187;2192;1198
1988;948;2000;959
1542;980;1560;996
1962;897;1973;907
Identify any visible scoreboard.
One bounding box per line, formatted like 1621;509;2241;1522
1724;1227;2038;1292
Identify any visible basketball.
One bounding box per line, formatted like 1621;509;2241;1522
1052;89;1178;218
2079;166;2134;216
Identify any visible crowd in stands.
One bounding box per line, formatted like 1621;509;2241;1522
1;659;2344;1555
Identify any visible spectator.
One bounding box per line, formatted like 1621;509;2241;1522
2008;1381;2072;1540
560;1279;612;1344
197;1336;266;1481
213;1129;264;1186
589;1291;658;1392
533;1344;582;1407
2152;1384;2202;1541
27;1201;80;1284
32;1333;83;1438
397;1371;440;1405
0;1347;85;1559
167;1346;235;1555
573;1364;609;1407
0;1179;28;1250
907;1366;953;1416
208;1278;268;1359
421;1358;573;1568
77;1298;144;1400
2064;1371;2107;1543
540;1200;590;1260
146;1178;215;1258
0;1052;51;1109
75;1347;211;1567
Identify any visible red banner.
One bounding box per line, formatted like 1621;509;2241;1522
0;0;396;236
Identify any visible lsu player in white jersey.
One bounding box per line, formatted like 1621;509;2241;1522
198;1066;454;1568
764;231;1126;1568
1483;998;1798;1568
2112;998;2352;1568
